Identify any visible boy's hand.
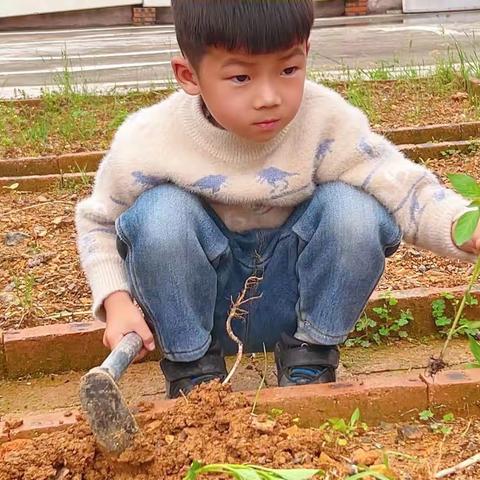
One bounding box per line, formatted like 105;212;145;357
452;219;480;255
103;291;156;361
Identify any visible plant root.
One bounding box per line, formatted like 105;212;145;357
222;275;262;385
435;452;480;478
426;355;448;377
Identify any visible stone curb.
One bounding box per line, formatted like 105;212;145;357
1;130;478;187
379;121;480;145
0;285;478;379
400;140;476;161
0;151;104;177
2;368;480;443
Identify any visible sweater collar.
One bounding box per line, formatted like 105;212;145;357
180;93;290;164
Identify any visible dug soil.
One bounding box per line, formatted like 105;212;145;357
1;152;479;330
0;78;478;159
1;382;479;480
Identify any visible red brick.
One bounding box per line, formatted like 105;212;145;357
0;410;79;442
3;321;108;377
256;373;427;425
0;331;6;378
56;151;104;174
0;171;96;192
426;369;480;417
345;7;367;15
380;120;480;145
0;156;59;176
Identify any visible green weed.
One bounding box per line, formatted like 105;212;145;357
344;81;378;123
432;291;480;337
418;409;455;436
345;292;413;348
321;408;368;446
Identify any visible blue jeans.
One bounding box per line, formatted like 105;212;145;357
116;182;401;361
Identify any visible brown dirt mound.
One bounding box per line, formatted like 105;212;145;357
0;382;337;479
2;381;480;479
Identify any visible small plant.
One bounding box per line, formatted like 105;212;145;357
321;408;367;446
432;291;480;337
418;410;455;436
345;292;412;347
13;273;36;313
184;461;322;479
428;173;480;374
184;461;394;480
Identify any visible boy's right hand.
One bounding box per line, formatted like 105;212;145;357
103;291;156;360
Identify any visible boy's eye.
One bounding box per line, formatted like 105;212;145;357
231;75;250;83
283;66;298;76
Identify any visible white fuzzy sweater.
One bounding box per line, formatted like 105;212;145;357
76;81;473;320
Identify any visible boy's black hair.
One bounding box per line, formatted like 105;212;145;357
171;0;314;68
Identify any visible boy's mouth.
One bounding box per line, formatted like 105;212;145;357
253;119;280;130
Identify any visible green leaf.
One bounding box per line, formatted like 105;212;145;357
184;461;204;480
453;210;480;245
345;470;392;480
442;413;455;422
469;335;480;363
465;293;478;306
350;408;361;427
447;173;480;199
388;297;398;306
462;320;480;330
419;409;434;421
398;331;408;338
250;466;322;479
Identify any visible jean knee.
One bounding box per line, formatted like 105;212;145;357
116;184;203;250
313;182;401;253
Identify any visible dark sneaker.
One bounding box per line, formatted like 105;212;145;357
274;332;339;387
160;339;227;399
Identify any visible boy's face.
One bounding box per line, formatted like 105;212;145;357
174;43;308;143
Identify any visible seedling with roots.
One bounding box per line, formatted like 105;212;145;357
428;173;480;375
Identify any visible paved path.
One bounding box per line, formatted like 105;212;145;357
1;11;480;98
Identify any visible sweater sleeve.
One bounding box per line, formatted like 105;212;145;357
315;105;475;263
75;114;154;321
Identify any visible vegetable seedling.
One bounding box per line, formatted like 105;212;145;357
183;461;323;479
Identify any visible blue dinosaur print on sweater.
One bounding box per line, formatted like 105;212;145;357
358;138;379;158
131;171;164;187
315;139;334;165
191;175;227;194
257;167;298;193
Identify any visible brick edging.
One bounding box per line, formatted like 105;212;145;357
0;285;478;379
2;369;480;443
1;122;480;184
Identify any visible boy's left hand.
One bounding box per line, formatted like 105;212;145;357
453;219;480;255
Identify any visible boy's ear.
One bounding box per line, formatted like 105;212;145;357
171;56;201;96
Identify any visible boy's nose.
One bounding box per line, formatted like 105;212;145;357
253;83;281;109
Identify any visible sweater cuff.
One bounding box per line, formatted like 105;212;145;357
419;196;477;264
88;258;131;322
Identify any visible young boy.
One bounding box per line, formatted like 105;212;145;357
76;0;478;399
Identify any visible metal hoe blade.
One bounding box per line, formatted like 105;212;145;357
79;367;139;454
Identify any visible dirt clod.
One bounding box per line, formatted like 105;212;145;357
352;448;380;466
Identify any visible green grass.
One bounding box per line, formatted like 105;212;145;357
2;40;480;159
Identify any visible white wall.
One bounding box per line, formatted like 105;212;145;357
368;0;402;13
0;1;144;18
403;0;480;12
143;0;172;5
